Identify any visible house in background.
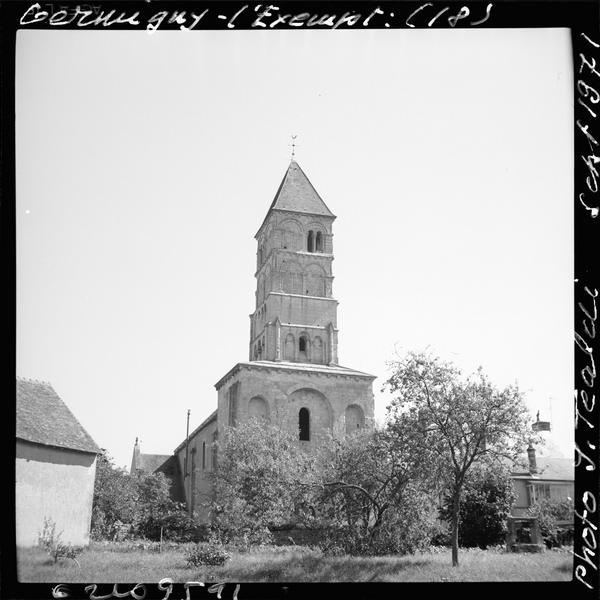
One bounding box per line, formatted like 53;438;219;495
508;414;573;548
16;378;99;547
130;437;185;503
511;449;573;517
511;414;573;517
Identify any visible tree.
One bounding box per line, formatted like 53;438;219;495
92;450;188;541
92;451;139;539
384;351;533;566
210;419;317;546
439;463;516;548
315;428;436;555
134;471;181;539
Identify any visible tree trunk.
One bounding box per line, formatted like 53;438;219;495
451;493;460;567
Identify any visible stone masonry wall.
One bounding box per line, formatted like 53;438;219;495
217;364;375;446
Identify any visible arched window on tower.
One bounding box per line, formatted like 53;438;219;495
284;334;295;361
313;336;324;363
299;407;310;441
307;231;314;252
299;335;309;361
315;231;323;252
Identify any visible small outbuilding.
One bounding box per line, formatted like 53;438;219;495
16;378;99;547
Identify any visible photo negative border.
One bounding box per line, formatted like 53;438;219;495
1;0;598;598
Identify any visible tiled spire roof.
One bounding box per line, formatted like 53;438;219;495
268;160;335;218
16;378;99;454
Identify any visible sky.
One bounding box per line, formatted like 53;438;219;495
16;28;573;470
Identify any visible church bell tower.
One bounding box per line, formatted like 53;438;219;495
250;160;339;366
215;156;375;447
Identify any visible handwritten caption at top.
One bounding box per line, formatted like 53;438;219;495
20;3;493;31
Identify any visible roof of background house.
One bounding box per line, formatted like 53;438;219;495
512;455;573;482
16;378;99;454
135;453;172;473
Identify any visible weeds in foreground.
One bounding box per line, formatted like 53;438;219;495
38;518;83;568
184;541;231;567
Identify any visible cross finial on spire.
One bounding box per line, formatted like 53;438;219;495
290;134;298;160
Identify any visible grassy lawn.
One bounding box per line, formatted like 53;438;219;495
17;544;573;583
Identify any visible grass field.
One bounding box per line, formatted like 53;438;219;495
17;543;573;583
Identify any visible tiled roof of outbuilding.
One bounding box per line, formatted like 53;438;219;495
269;160;335;218
16;378;99;454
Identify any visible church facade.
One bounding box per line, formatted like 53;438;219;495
132;160;375;520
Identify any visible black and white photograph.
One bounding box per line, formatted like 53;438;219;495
12;9;578;585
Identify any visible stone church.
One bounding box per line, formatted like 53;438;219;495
132;160;375;519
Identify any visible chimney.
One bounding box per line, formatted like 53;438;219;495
527;443;537;474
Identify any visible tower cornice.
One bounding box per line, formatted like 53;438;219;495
254;247;334;278
214;361;376;391
255;207;336;240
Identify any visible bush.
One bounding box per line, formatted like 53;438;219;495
184;541;231;567
137;508;208;542
211;522;274;550
38;518;83;565
439;465;516;549
528;498;574;548
315;488;437;557
92;451;185;542
91;453;139;539
429;522;451;547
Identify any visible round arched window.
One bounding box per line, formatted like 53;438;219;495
299;407;310;441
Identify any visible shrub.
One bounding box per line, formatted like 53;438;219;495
528;498;574;548
211;522;274;550
429;522;451;547
91;453;139;539
92;451;185;541
439;465;516;549
184;541;231;567
315;489;437;557
137;509;207;542
38;517;83;566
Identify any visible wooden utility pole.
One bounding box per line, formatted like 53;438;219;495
185;409;191;515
